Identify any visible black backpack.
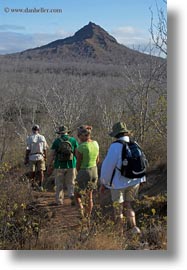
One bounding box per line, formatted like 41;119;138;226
112;139;147;181
56;137;73;162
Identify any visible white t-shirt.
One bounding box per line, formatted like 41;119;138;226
26;133;47;161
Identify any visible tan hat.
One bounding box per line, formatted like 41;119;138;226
109;122;131;137
55;126;71;134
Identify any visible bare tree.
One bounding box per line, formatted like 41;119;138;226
38;74;90;131
121;56;166;144
149;0;167;56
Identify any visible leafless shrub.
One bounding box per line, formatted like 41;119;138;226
0;165;40;249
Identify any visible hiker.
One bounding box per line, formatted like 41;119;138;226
47;126;79;206
75;125;99;220
100;122;147;234
24;124;47;191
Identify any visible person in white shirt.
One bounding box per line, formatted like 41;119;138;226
24;125;47;190
100;122;146;234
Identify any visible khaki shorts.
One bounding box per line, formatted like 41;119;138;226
76;166;98;191
110;184;140;204
29;159;46;172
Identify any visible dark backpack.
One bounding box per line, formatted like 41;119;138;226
56;137;73;162
113;139;147;180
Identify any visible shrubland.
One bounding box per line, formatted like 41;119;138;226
0;56;167;250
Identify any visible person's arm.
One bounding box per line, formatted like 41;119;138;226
43;149;47;161
73;138;79;155
76;149;83;172
95;141;100;164
47;149;56;175
24;149;30;165
100;144;119;186
96;154;100;164
42;136;48;161
24;136;30;164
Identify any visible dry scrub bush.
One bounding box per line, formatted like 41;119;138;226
0;163;40;249
34;192;167;250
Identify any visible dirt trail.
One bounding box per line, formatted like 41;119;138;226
30;191;81;232
28;164;167;249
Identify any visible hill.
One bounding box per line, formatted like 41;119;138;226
3;22;163;65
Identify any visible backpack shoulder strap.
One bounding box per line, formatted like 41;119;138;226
129;138;142;149
112;139;126;146
59;136;69;142
112;139;127;159
109;140;127;186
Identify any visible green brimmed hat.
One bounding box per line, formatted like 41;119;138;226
55;126;71;134
109;122;131;137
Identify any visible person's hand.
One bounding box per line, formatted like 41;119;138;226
99;184;106;194
43;154;47;162
24;158;29;165
47;165;53;176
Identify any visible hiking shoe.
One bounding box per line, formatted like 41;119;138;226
129;226;141;234
71;200;76;206
39;186;44;192
57;200;63;205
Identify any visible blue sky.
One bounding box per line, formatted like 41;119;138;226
0;0;166;54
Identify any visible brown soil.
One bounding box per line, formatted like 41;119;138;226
30;191;81;230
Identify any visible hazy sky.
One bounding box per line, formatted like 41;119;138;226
0;0;166;54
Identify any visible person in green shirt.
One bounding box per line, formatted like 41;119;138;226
75;125;99;220
48;126;79;206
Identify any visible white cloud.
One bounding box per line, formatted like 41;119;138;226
0;24;25;31
0;30;70;54
55;28;72;36
111;25;150;46
114;26;136;35
0;32;32;54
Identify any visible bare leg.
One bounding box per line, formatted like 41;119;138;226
29;171;35;187
113;202;124;235
76;195;84;218
85;190;93;217
123;201;136;228
38;170;44;187
113;202;123;220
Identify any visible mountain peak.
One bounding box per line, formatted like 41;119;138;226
73;22;117;43
73;22;95;40
16;22;140;63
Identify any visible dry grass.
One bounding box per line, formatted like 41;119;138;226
0;163;40;249
0;163;167;250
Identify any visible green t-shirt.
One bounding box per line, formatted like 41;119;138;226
51;135;79;169
77;140;99;169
